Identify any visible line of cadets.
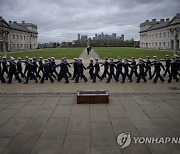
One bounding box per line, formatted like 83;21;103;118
0;55;179;84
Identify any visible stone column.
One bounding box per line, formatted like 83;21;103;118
174;34;178;56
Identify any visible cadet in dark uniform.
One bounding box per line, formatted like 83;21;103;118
87;58;94;80
56;58;69;83
0;57;6;83
40;59;54;83
129;57;138;79
121;58;133;83
106;58;118;83
17;57;25;78
33;57;41;79
136;58;147;83
2;57;9;78
64;57;72;78
168;58;179;83
71;58;78;80
24;58;38;84
115;57;124;80
7;57;22;84
48;58;57;79
23;56;29;78
163;55;171;77
153;58;165;83
92;58;101;83
101;58;109;80
37;57;44;77
175;55;180;77
51;57;58;77
75;58;88;83
144;56;152;79
152;56;157;78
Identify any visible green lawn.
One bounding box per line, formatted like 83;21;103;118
1;48;84;59
94;47;180;59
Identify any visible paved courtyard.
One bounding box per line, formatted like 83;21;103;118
0;93;180;154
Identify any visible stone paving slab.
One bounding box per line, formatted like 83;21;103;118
0;94;179;154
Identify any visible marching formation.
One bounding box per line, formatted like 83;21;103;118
0;55;179;84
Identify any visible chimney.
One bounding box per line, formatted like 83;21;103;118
0;16;2;19
152;19;156;22
166;18;170;21
146;20;149;22
160;19;164;22
13;21;17;24
22;21;25;24
9;21;12;24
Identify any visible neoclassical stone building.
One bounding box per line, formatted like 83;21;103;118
0;16;38;55
140;13;180;52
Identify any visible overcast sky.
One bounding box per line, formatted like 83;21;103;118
0;0;180;43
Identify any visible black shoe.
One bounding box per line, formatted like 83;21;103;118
51;80;54;83
168;80;171;83
116;79;119;82
18;80;22;83
153;81;156;84
65;81;69;83
24;82;28;84
129;80;133;83
35;81;38;83
92;81;95;83
161;80;165;83
84;80;88;82
74;81;78;83
144;80;147;83
121;81;124;83
106;81;110;83
136;81;140;83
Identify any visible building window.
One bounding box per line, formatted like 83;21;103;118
159;42;161;47
164;32;166;38
156;42;157;47
24;36;26;40
168;42;169;47
21;44;23;48
163;42;165;47
21;36;22;40
17;44;19;49
159;33;161;38
13;35;15;39
156;34;157;38
168;32;169;37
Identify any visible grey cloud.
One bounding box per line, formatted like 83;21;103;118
0;0;179;43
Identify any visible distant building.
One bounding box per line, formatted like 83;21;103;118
92;32;124;41
112;33;117;40
139;13;180;51
77;34;80;40
0;17;38;53
81;35;88;41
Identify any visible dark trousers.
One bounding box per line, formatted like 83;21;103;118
75;73;87;82
41;72;54;83
25;72;38;83
163;67;171;77
116;70;124;79
2;67;9;77
93;71;101;82
122;72;132;82
8;71;22;83
153;71;165;83
72;70;78;80
0;72;6;83
145;67;152;79
137;72;147;82
129;69;138;78
168;72;179;82
58;72;69;83
17;68;25;78
89;69;94;79
107;71;118;82
101;69;109;80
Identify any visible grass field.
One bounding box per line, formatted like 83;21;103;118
94;47;180;59
0;48;84;59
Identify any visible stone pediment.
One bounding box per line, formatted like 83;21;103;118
169;17;180;25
